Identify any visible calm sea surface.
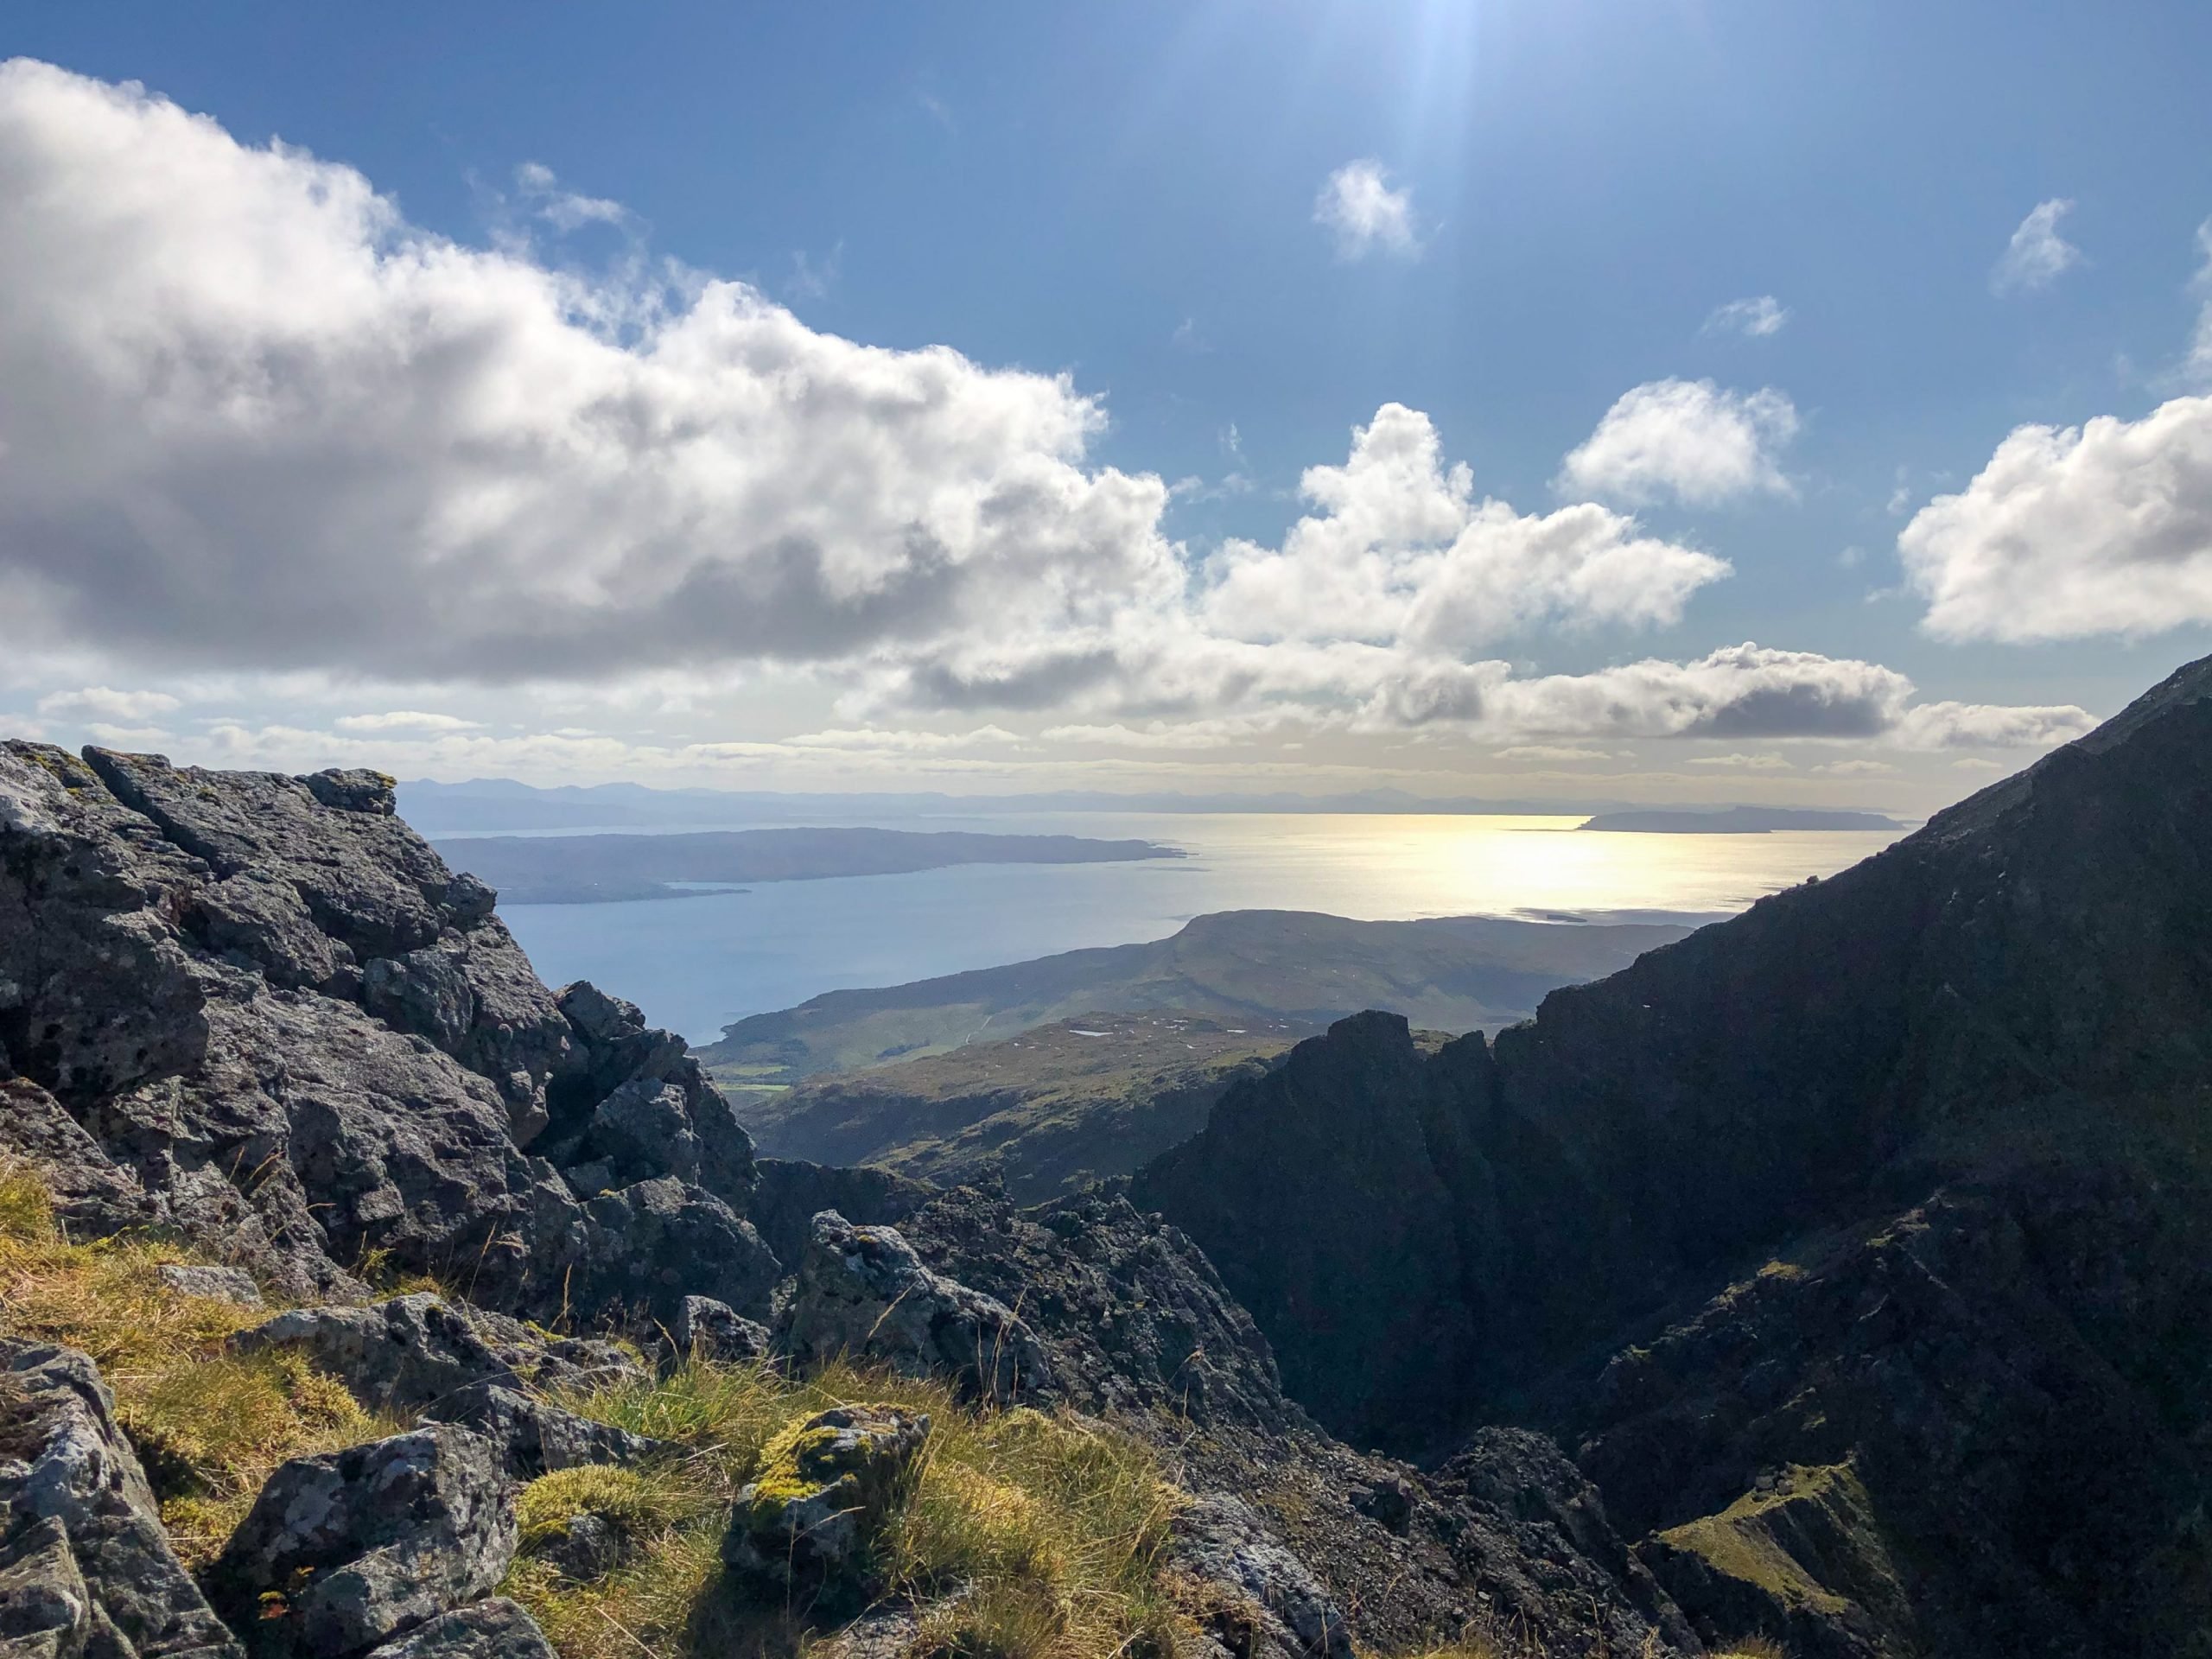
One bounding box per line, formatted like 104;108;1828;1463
481;812;1906;1043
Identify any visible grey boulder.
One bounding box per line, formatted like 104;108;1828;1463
362;1598;556;1659
232;1296;656;1479
667;1296;771;1365
780;1211;1053;1404
1168;1495;1353;1659
723;1405;931;1605
0;1340;242;1659
154;1263;264;1307
574;1178;779;1325
207;1425;517;1658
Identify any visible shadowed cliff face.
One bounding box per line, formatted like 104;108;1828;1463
1133;652;2212;1656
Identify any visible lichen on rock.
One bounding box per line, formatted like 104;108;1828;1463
722;1404;931;1607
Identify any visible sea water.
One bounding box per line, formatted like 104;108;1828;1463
477;812;1906;1043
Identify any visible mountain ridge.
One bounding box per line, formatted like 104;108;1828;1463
1130;649;2212;1656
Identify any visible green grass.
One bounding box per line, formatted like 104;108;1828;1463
0;1160;399;1562
514;1356;1183;1659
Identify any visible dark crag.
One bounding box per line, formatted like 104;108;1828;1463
1134;652;2212;1656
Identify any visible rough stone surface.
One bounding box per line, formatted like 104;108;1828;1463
0;1514;92;1659
573;1178;779;1325
0;741;766;1325
666;1296;771;1366
780;1211;1053;1404
361;1597;556;1659
232;1295;657;1478
153;1263;263;1306
0;1079;164;1243
722;1405;930;1605
901;1186;1294;1432
0;1339;242;1659
543;986;755;1211
207;1424;517;1658
524;1510;630;1583
1168;1495;1352;1659
435;1383;662;1483
231;1297;526;1412
746;1159;933;1273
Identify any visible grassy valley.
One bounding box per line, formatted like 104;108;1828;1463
734;1012;1309;1198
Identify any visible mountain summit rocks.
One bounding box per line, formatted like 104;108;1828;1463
0;743;771;1319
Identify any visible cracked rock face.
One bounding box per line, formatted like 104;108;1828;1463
231;1295;659;1480
207;1425;517;1659
361;1596;556;1659
780;1211;1054;1405
0;741;772;1324
0;1338;244;1659
1168;1495;1353;1659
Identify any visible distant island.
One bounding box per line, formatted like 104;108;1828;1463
699;907;1694;1087
435;826;1181;905
1579;806;1904;834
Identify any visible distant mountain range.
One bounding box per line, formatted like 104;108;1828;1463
1579;805;1905;833
433;825;1179;905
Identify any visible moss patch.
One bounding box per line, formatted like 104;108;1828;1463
519;1358;1183;1659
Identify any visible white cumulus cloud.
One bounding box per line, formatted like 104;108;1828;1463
1899;396;2212;641
1313;161;1420;261
0;61;2089;767
1991;198;2082;296
334;710;486;734
1201;404;1731;650
0;60;1179;691
1688;752;1790;770
1494;745;1613;763
1556;380;1799;507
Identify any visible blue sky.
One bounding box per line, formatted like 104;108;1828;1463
4;3;2211;810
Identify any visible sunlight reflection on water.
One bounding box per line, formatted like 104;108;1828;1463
487;812;1906;1041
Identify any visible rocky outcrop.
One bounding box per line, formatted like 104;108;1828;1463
1123;653;2212;1656
722;1405;931;1608
207;1425;518;1658
232;1295;659;1478
780;1211;1054;1405
0;1339;243;1659
0;742;776;1324
363;1598;556;1659
899;1186;1294;1433
571;1177;779;1325
539;984;756;1211
896;1186;1695;1658
747;1159;933;1273
1640;1463;1910;1659
1168;1495;1353;1659
664;1295;771;1365
1129;1011;1486;1451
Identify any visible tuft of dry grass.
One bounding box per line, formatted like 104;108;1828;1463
513;1355;1184;1659
0;1160;397;1561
